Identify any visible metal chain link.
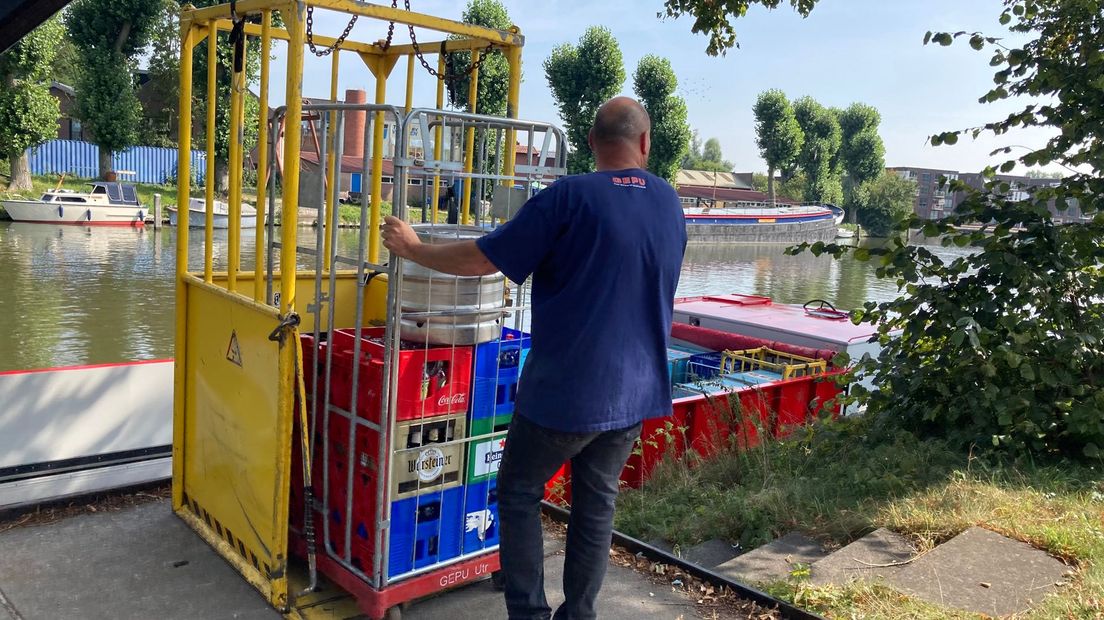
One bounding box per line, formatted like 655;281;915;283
404;0;495;83
307;4;372;57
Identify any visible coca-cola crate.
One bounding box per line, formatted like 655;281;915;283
328;327;473;423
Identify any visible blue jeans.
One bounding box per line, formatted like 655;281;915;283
497;414;642;620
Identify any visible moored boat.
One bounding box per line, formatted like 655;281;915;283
0;182;146;226
684;203;845;243
166;197;258;229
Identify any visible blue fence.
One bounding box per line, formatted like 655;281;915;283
26;139;206;186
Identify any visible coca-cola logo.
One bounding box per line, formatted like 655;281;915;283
437;393;467;407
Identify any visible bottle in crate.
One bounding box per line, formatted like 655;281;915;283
387;486;465;577
470;328;530;421
327;327;473;423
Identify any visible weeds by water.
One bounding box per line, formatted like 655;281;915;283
615;415;1104;618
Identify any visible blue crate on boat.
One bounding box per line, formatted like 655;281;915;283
687;352;723;380
461;479;500;554
387;486;465;577
668;348;695;383
471;328;531;421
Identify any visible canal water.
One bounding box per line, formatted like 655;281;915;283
0;222;967;372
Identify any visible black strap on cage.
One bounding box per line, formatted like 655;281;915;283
229;0;246;74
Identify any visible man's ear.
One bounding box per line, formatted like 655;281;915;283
588;128;596;153
640;132;651;159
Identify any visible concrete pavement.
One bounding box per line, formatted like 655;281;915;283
0;499;717;620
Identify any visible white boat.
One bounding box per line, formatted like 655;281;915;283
167;197;258;229
836;228;856;239
1;182;146;226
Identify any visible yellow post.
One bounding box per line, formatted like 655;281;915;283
404;54;415;114
503;35;522;182
281;8;305;315
204;27;218;283
323;50;340;272
360;53;397;263
253;10;271;303
460;61;479;224
431;53;444;224
172;21;195;511
227;35;247;293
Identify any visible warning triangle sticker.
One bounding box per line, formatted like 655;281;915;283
226;330;243;367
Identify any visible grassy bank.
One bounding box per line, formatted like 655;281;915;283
615;417;1104;618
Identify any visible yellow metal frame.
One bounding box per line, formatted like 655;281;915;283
720;347;828;380
173;1;523;612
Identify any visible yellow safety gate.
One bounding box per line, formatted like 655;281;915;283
172;2;528;613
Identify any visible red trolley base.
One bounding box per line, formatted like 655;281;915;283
292;535;501;620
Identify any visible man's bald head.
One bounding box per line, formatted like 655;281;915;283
588;97;652;171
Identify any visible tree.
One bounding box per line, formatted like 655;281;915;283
682;129;731;172
792;1;1104;458
661;0;820;55
752;171;805;202
837;102;885;221
852;171;914;236
0;19;63;191
447;0;513;118
140;0;182;148
66;0;161;179
793;96;842;204
544;26;625;174
632;54;690;182
702;138;723;164
753;89;804;204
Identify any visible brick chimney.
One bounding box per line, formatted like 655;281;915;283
343;88;367;158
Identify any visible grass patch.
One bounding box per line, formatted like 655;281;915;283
615;416;1104;618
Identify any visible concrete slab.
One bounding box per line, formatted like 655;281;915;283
0;501;278;620
809;528;915;586
888;526;1071;617
0;500;729;619
404;556;697;620
714;533;826;584
678;539;739;570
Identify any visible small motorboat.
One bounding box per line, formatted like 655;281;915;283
1;182;145;226
167;197;258;229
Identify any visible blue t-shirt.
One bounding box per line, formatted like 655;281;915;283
476;169;687;432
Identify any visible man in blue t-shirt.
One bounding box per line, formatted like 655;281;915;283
382;97;686;620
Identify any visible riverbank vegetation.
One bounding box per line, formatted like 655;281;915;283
615;415;1103;619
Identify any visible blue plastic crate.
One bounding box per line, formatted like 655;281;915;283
687;352;723;380
471;328;531;420
667;348;694;383
387;486;465;577
462;479;500;554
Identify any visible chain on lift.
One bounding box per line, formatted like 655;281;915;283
304;0;496;83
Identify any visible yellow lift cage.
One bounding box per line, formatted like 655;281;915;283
172;1;526;614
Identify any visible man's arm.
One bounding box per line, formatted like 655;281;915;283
381;216;498;276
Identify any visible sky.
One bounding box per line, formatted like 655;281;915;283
263;0;1059;175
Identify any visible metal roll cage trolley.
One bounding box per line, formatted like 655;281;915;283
172;2;567;618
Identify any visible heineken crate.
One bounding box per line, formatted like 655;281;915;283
465;414;511;483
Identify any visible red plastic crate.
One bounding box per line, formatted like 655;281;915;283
328;327;473;423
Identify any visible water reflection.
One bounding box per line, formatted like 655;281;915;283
0;222;969;372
